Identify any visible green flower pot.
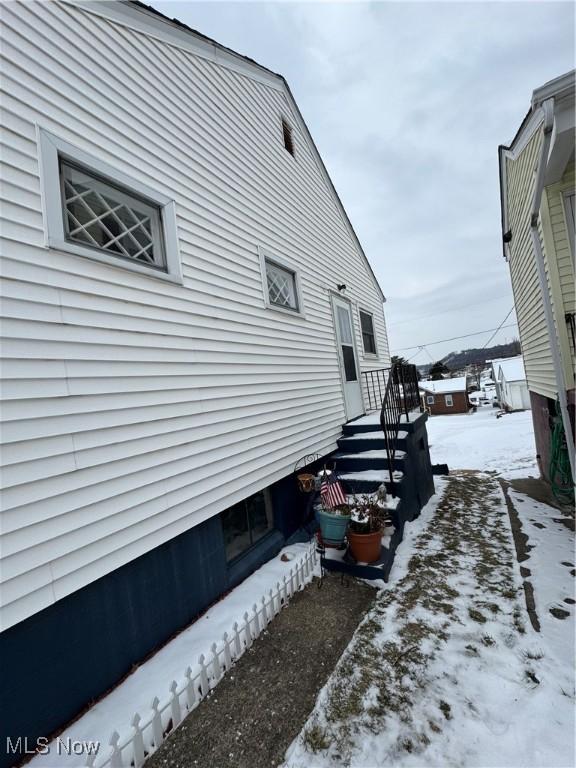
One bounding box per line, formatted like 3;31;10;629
317;509;351;546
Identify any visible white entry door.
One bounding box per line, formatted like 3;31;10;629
332;295;364;420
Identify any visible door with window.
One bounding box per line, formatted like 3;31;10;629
332;295;364;420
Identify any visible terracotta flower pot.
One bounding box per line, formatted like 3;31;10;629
347;530;382;564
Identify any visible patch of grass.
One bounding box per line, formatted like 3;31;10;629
439;700;452;720
481;635;496;647
524;669;540;687
302;723;330;753
468;608;487;624
513;605;526;634
402;738;414;753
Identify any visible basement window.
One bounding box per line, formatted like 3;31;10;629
221;490;274;562
282;119;294;156
38;128;182;282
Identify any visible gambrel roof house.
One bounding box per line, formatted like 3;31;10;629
498;70;575;482
0;3;437;763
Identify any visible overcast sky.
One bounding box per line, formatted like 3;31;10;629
154;0;574;363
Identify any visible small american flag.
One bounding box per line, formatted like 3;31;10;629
320;472;347;509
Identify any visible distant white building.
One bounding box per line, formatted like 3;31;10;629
492;357;531;411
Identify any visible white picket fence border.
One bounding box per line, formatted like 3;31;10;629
86;543;318;768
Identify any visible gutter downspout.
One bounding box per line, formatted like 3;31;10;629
530;97;575;482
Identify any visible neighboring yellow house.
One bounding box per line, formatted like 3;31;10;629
498;70;575;484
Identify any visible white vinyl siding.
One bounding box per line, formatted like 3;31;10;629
504;128;557;399
0;1;389;629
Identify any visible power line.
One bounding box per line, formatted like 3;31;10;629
392;322;518;353
422;345;436;363
479;307;516;350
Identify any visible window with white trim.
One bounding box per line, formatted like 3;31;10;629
38;129;182;282
426;395;434;405
445;394;454;407
264;258;299;311
359;310;377;355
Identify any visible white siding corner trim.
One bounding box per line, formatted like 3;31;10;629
37;127;183;283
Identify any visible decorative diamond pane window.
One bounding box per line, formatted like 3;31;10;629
60;161;166;270
265;259;298;310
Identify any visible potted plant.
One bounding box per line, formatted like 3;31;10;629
316;503;351;547
347;494;390;563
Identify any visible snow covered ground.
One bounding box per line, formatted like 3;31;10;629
425;404;538;477
283;407;574;768
284;475;575;768
509;487;575;667
29;543;316;768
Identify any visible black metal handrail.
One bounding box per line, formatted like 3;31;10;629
360;367;390;411
379;362;422;493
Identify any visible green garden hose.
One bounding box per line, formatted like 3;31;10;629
549;414;574;504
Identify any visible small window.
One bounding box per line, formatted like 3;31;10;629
60;161;165;270
426;395;434;405
221;490;273;562
265;258;299;311
282;119;294;156
445;394;454;407
359;310;377;355
38;128;182;282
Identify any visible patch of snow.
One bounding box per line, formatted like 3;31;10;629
497;356;526;383
426;407;538;478
340;469;403;482
509;488;575;666
420;376;467;394
350;412;382;425
337;449;406;459
340;431;384;440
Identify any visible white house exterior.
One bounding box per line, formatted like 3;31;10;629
0;1;390;758
493;357;530;412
